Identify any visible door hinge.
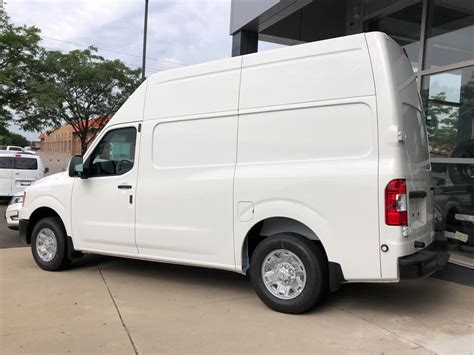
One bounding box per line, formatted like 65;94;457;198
138;123;142;132
398;130;407;142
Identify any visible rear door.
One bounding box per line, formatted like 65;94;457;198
0;157;13;196
388;40;433;247
12;156;41;194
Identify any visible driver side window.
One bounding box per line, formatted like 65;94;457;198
86;127;137;178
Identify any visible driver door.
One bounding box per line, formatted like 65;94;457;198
71;123;140;253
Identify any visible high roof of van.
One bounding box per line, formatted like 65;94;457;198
146;32;390;83
109;32;394;126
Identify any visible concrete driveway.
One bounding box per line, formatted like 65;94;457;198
1;245;473;354
0;198;473;354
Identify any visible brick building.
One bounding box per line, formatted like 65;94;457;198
39;118;110;156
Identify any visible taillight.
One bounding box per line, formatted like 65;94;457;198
385;179;407;226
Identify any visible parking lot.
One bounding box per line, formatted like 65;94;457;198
0;200;473;354
0;202;26;249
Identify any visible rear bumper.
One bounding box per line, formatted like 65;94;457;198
399;243;449;279
19;219;29;244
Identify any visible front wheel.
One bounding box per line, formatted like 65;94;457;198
250;233;328;314
31;217;70;271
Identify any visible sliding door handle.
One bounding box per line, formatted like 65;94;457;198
118;184;132;190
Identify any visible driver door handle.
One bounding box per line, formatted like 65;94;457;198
117;184;132;190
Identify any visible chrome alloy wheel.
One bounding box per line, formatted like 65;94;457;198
261;249;306;300
36;228;57;262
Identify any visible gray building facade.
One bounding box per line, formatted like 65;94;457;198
230;0;474;269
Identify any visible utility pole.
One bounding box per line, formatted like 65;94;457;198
141;0;149;81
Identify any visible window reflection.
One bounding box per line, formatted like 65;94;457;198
432;159;474;262
424;0;474;69
422;66;474;157
423;66;474;262
367;2;423;72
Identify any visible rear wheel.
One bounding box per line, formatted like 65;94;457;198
249;233;328;314
31;217;69;271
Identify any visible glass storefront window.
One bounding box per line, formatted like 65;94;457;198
422;66;474;157
424;0;474;69
422;66;474;264
367;2;423;72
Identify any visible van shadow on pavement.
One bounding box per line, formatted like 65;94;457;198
74;253;250;291
71;252;461;318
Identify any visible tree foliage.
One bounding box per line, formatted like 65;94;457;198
1;11;142;154
426;92;458;156
19;47;141;153
0;11;41;127
0;126;29;147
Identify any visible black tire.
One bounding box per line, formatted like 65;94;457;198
31;217;70;271
250;233;328;314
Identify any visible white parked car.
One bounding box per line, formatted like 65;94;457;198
19;32;448;314
23;147;37;155
0;152;48;197
0;146;37;155
5;193;23;230
5;146;24;152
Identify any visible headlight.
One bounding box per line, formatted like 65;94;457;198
9;195;24;205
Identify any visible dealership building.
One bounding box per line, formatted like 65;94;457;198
230;0;473;270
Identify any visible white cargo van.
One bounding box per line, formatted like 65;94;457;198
0;152;46;197
19;32;448;314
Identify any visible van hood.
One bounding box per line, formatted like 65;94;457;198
27;172;68;189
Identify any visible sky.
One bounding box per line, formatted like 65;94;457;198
5;0;281;141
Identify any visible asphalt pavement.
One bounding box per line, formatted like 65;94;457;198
0;200;25;249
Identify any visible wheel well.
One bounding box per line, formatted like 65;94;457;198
25;207;62;244
241;217;326;273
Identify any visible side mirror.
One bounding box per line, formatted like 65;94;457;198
68;155;85;178
44;167;49;175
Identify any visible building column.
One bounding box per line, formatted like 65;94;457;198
232;30;258;57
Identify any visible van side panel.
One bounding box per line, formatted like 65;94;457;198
135;116;238;268
136;59;242;270
239;34;374;110
144;57;243;120
235;35;381;280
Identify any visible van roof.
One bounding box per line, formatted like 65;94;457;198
0;151;40;158
110;32;391;126
146;32;389;83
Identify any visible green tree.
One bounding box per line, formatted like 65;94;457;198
0;126;29;147
426;92;458;156
19;47;141;154
0;11;41;127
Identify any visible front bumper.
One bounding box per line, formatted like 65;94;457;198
399;243;449;279
19;219;29;244
5;210;20;230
